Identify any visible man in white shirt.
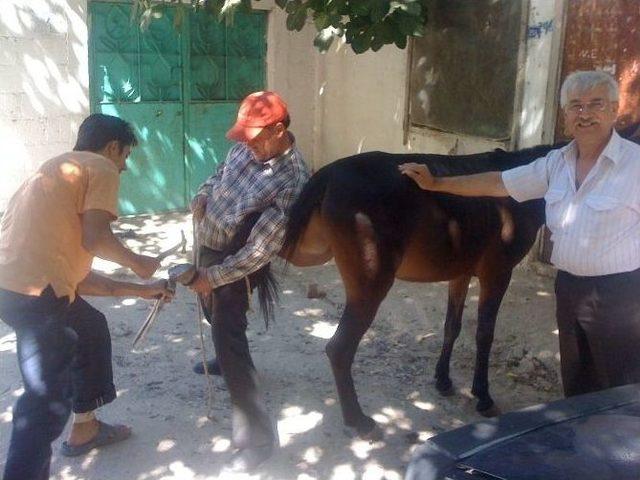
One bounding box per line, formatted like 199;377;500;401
399;70;640;397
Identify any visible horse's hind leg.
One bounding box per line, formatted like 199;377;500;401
325;218;395;439
434;275;471;396
326;287;390;439
472;270;512;417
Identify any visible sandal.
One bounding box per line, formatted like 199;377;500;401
61;421;131;457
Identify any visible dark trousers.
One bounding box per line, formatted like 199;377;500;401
199;247;275;450
0;287;116;480
555;268;640;397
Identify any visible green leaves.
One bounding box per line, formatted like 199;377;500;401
131;0;427;54
282;0;427;53
286;3;308;31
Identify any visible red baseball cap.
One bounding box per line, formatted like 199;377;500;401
226;91;289;142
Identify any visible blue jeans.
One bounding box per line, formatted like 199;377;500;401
0;286;117;480
0;286;74;480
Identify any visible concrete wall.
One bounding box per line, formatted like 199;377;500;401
264;5;319;169
0;0;90;210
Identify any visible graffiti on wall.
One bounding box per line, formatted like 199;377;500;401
527;19;553;39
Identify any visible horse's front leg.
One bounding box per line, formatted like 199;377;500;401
435;275;471;396
472;271;512;417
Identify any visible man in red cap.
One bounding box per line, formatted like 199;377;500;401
188;91;310;471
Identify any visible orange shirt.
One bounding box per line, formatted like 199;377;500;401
0;151;119;301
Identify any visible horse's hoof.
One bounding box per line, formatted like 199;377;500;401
437;385;455;397
435;380;455;397
342;426;358;438
360;423;384;442
343;418;383;442
477;403;501;418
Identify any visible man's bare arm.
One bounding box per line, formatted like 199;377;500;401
77;271;172;299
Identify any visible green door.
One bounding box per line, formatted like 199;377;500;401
186;10;266;199
89;2;266;214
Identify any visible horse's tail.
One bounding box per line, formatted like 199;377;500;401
281;166;331;260
222;212;279;328
254;265;279;329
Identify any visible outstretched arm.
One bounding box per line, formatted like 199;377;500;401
82;209;161;279
77;271;173;300
398;163;509;197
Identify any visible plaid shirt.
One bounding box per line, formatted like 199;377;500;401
194;141;310;288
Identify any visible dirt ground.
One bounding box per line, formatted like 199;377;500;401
0;212;562;480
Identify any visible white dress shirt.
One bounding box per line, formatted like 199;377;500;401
502;130;640;276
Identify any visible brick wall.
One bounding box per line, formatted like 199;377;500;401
0;0;89;210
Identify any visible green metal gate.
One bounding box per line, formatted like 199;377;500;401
88;2;266;214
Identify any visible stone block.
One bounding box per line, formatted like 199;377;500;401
0;94;21;117
19;93;46;119
0;69;23;94
36;35;69;66
14;118;47;147
45;116;74;144
0;39;18;66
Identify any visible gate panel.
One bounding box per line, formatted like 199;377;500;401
187;103;236;197
90;2;185;215
225;12;266;99
90;3;266;214
186;10;266;195
98;103;185;214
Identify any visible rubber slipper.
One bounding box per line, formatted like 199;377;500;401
61;421;131;457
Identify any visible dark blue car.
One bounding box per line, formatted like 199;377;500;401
406;383;640;480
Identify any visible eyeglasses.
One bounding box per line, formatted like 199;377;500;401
565;100;609;114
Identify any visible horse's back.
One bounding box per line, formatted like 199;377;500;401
312;151;545;281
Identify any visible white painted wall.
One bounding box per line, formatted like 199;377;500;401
313;42;410;165
0;0;90;210
264;5;319;169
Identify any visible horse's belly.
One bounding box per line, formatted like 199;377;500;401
395;257;469;282
281;211;333;266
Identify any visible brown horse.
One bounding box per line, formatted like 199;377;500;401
280;143;561;439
